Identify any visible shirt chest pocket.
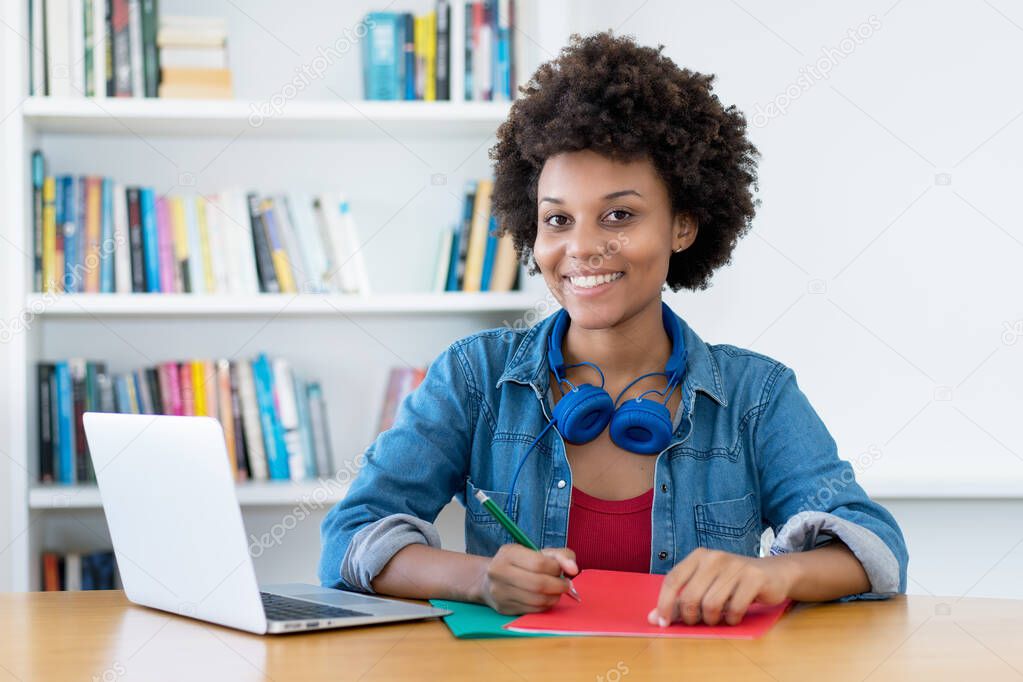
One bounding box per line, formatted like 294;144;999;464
464;480;521;557
694;493;761;557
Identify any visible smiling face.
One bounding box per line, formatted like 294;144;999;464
533;150;697;330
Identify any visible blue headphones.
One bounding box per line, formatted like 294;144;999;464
504;302;688;512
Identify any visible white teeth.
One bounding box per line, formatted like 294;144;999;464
568;272;623;288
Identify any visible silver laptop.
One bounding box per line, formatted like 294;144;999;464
83;412;449;634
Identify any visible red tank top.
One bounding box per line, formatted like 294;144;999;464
566;486;654;573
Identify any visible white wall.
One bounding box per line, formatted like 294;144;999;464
566;0;1023;597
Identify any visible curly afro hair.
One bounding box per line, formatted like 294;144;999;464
489;30;760;291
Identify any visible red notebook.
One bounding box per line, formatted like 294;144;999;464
505;569;792;639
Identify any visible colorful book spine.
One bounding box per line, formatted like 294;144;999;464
259;199;297;293
84;177;102;292
100;179;115;292
54;361;75;484
32;151;44;292
126;188;145;292
42;176;57;293
184;197;206;294
62;176;78;293
251;354;290;480
196;197;216;292
169;196;190;293
156;197;176;293
140;187;160;292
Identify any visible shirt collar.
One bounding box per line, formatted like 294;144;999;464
495;304;728;408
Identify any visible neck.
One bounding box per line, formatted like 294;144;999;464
562;298;672;380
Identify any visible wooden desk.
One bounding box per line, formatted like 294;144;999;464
1;591;1021;681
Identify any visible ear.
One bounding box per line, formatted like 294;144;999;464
671;212;698;253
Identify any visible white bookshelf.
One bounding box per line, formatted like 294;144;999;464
22;97;513;137
0;0;562;592
24;291;543;316
28;480;351;509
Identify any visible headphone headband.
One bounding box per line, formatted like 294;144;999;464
547;302;688;385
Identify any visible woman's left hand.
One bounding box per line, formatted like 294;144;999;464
648;547;795;627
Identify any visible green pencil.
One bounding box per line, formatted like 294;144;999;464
474;490;582;602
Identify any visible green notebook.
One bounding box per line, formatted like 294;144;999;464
429;599;560;639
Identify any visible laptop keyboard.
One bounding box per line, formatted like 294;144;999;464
260;592;372;621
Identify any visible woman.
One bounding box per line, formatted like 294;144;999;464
320;31;908;627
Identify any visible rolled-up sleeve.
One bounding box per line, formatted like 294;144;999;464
318;343;474;591
754;363;909;601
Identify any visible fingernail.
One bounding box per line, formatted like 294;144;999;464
647;608;658;624
658;616;669;628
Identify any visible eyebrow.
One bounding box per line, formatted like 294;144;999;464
539;189;642;204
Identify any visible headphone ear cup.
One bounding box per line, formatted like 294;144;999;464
553;384;614;444
609;399;674;454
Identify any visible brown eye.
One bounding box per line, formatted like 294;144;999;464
545;214;570;227
606;209;633;222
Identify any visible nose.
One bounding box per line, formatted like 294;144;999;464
564;219;609;268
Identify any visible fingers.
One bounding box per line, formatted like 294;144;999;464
649;549;764;628
541;547;579;576
698;563;746;626
500;544;564;576
652;551;700;626
674;557;723;625
485;545;576;615
723;574;761;625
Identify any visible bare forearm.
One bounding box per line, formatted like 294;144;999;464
370;544;488;603
765;540;871;602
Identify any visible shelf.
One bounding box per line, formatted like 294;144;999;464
21;97;513;138
29;480;351;509
23;291;544;317
860;473;1023;500
28;475;1022;510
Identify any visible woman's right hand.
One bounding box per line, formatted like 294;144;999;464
476;544;579;615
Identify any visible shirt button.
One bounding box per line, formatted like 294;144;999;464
658;551;668;560
557;480;566;489
660;483;668;493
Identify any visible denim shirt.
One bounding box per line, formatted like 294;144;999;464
319;304;908;602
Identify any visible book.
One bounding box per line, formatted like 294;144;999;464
126;187;145;292
32;152;44;292
38;363;56;483
100;179;115;292
29;0;46;96
505;570;793;639
69;0;85;94
61;177;78;293
259;199;297;293
184;196;205;294
272;359;305;481
169;196;191;292
433;227;454;292
236;360;267;481
363;13;403;100
42;176;57;292
41;550;118;591
140;187;160;292
141;0;160;97
39;356;325;485
156;197;176;293
251;354;289;480
307;382;333;477
127;0;145;96
83;177;102;292
461;179;493;291
112;0;132;96
377;366;426;434
113;183;131;293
